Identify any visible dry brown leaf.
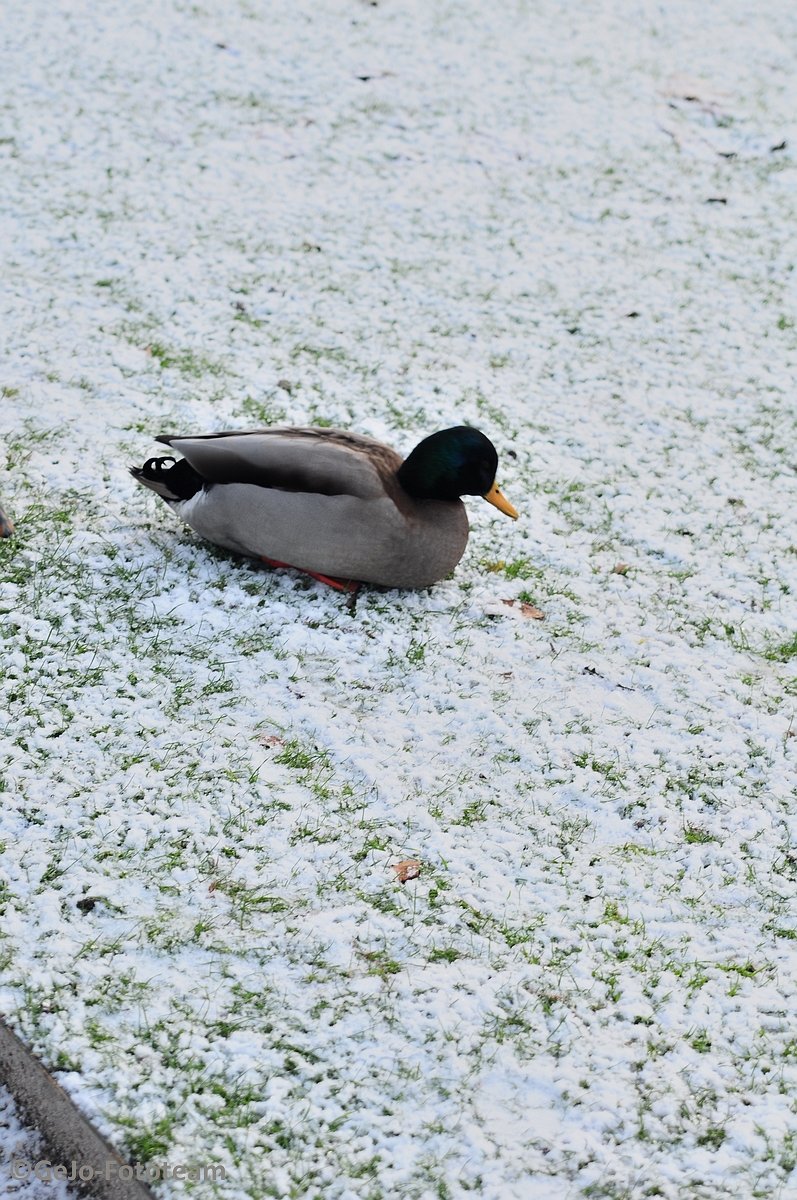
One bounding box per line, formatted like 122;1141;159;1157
0;504;14;538
258;733;285;748
207;881;218;894
661;76;730;111
391;859;421;883
501;599;544;620
612;563;630;575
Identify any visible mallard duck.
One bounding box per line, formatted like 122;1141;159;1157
131;426;518;589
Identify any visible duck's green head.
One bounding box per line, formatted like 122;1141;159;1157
397;426;519;518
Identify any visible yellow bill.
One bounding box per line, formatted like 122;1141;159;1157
482;481;519;520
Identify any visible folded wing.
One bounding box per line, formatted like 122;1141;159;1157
158;428;401;500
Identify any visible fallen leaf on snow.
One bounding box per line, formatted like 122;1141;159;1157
501;599;545;620
391;859;421;883
661;76;731;112
258;733;285;747
612;563;630;575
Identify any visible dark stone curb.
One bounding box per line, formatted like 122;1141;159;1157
0;1018;155;1200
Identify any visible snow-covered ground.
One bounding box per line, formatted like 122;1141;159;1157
2;1;797;1196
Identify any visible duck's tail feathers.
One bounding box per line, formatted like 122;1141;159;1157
130;456;203;501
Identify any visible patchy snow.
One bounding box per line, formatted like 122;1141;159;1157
1;0;797;1197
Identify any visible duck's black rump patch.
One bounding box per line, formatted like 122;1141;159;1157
130;456;203;501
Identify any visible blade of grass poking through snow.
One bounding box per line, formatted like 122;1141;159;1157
1;1;797;1198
